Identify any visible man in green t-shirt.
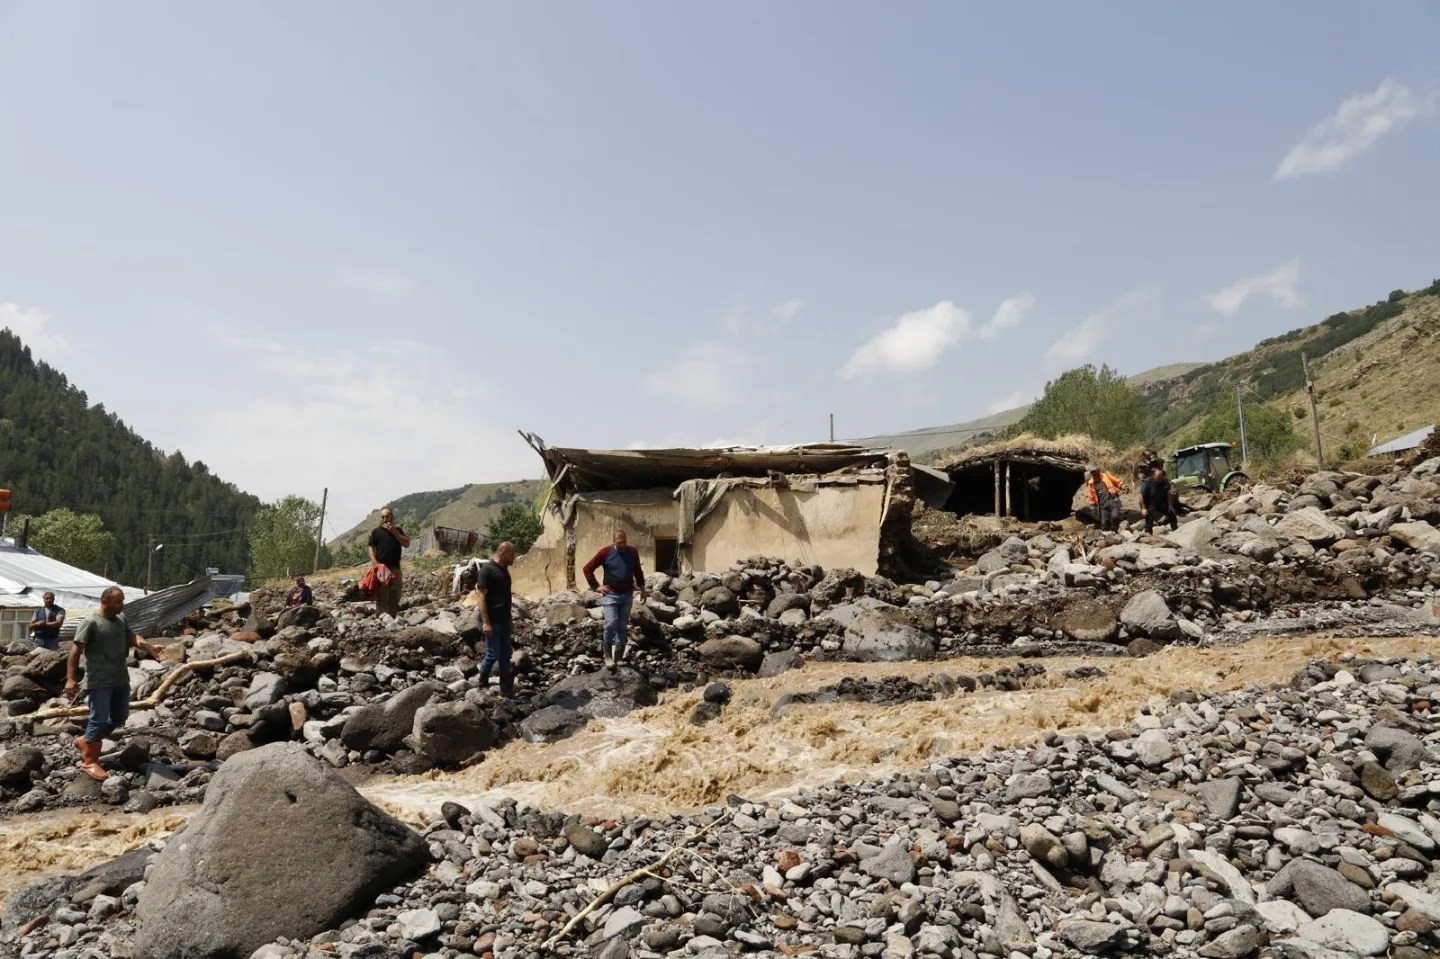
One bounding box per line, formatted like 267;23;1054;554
65;586;164;781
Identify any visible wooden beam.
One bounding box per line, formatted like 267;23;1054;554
1003;462;1012;519
994;461;1002;518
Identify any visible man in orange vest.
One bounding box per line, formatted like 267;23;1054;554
1086;464;1125;532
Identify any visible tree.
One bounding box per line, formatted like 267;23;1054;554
1181;396;1300;464
486;502;543;554
248;495;329;582
25;508;115;572
1013;364;1146;447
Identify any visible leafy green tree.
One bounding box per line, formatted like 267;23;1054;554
329;539;369;568
248;495;329;582
1181;397;1300;464
1013;364;1146;447
24;508;115;572
486;502;543;554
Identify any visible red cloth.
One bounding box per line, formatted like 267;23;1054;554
359;565;394;597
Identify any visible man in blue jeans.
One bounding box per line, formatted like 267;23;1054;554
476;542;517;697
64;586;164;781
583;530;647;669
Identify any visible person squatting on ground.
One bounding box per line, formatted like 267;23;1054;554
65;586;164;782
368;506;410;617
286;575;313;608
1140;465;1178;534
1086;464;1126;532
583;530;647;668
476;542;517;697
29;591;65;651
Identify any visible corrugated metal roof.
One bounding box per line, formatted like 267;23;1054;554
0;540;118;606
1368;425;1435;456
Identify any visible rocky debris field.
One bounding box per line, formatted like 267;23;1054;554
0;458;1437;955
11;652;1440;958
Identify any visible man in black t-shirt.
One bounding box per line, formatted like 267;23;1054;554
367;506;410;617
476;542;517;697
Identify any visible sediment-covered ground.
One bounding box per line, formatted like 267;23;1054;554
1;458;1438;957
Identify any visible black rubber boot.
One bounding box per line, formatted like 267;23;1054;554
499;672;514;699
478;663;493;688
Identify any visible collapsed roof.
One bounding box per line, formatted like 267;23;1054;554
518;432;895;498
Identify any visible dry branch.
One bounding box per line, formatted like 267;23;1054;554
27;651;251;721
541;815;724;950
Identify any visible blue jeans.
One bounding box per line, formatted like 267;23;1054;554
85;685;130;743
479;621;513;677
602;593;633;658
33;635;60;651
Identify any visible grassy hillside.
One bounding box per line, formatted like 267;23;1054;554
1265;292;1440;460
331;479;544;548
1152;283;1440;458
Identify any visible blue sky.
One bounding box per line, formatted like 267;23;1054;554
2;2;1437;532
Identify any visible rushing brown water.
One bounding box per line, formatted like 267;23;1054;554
3;633;1435;906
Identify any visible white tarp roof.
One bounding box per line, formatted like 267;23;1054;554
1369;425;1435;457
0;538;123;609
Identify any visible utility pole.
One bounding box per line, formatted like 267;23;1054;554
313;487;328;573
1235;385;1250;466
828;413;834;443
1302;351;1324;467
146;535;154;594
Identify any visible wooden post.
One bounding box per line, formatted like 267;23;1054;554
312;487;328;573
1003;462;1012;519
1302;351;1324;467
993;461;1002;518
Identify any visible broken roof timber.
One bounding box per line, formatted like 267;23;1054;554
519;432;895;495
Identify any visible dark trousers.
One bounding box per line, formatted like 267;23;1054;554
1144;507;1177;534
1099;500;1121;532
374;567;403;617
85;685;130;743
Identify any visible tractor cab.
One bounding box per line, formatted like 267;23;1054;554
1172;443;1248;493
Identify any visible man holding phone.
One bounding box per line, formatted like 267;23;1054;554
367;507;410;617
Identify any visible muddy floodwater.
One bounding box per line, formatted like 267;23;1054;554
3;633;1436;906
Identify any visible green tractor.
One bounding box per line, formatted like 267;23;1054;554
1171;442;1249;494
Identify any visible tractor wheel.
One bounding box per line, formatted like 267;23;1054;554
1222;471;1250;492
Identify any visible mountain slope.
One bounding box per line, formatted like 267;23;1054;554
0;331;261;583
852;362;1205;461
1149;283;1440;457
332;479;544;549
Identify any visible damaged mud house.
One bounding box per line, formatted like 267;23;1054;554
507;434;954;598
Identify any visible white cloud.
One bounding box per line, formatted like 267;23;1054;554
720;297;804;335
986;389;1033;415
0;302;70;356
1044;288;1157;368
342;270;414;295
978;292;1035;340
184;335;534;532
643;340;750;407
1206;259;1302;316
839;300;972;380
771;298;804;323
1274;79;1431;180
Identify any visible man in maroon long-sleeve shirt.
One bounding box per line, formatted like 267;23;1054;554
583;530;647;669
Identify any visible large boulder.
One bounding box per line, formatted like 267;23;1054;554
412;701;499;765
135;743;427;959
1120;590;1180;640
1165;519;1217;550
276;604;326;631
841;628;936;662
816;598;938;662
1389;521;1440;552
0;745;44;790
698;586;740;617
547;668;658;719
339;681;445;754
1053;601;1120;643
3;847;152;933
1275;507;1348;546
697;636;764;673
